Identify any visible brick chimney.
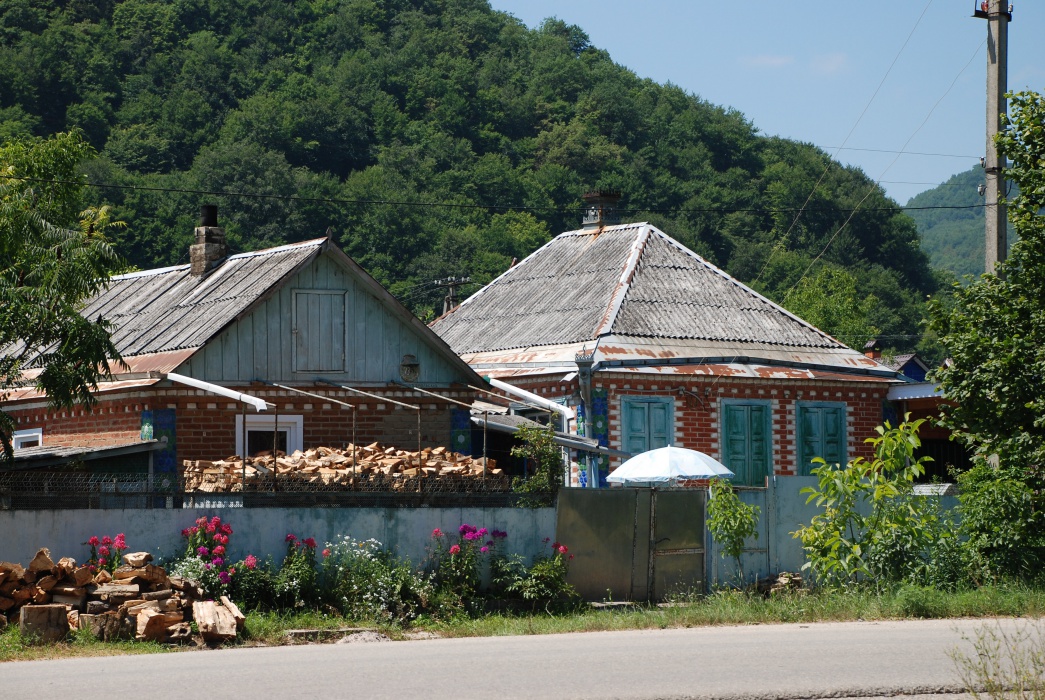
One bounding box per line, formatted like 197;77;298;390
582;190;622;230
863;338;882;360
189;204;227;276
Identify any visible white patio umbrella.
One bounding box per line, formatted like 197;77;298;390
606;446;734;486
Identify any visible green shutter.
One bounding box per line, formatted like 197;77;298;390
724;404;749;483
724;403;770;486
625;402;648;454
649;402;670;449
821;406;845;466
748;404;768;486
798;404;846;475
799;406;820;475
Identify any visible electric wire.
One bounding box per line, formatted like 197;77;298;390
750;0;936;288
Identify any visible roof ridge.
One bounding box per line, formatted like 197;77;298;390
112;237;327;280
592;224;651;338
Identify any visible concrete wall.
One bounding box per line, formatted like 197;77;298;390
0;507;556;570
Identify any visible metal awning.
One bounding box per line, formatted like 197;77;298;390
470;414;631;458
887;382;944;401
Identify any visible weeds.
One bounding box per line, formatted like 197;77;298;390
951;617;1045;699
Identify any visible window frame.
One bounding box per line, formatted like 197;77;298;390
620;395;674;455
796;401;848;476
720;399;772;487
235;414;303;457
12;428;43;449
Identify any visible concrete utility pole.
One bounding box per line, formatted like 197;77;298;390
976;0;1011;276
433;276;471;315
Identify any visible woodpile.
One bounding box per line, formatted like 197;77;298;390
1;548;242;645
182;443;507;493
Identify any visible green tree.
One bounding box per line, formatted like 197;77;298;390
782;266;880;349
510;424;564;507
0;132;125;461
792;418;945;588
928;90;1045;473
707;479;761;587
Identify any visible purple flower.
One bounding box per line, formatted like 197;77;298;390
486;540;494;547
480;546;489;553
458;524;477;535
197;546;209;557
463;532;478;541
218;571;231;585
493;530;508;539
211;557;225;567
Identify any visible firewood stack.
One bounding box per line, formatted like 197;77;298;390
1;549;244;645
182;443;506;493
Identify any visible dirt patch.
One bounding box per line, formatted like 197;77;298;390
337;631;392;644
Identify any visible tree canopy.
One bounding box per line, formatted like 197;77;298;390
0;0;937;347
0;131;125;461
928;90;1045;473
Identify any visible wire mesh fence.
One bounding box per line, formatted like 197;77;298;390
0;471;546;509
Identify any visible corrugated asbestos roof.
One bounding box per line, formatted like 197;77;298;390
433;223;843;355
80;239;324;358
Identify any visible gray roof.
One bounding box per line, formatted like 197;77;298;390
80;239;323;358
433;223;843;356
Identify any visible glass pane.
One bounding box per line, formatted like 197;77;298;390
247;429;287;457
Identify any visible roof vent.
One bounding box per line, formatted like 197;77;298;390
582;190;622;230
190;204;227;277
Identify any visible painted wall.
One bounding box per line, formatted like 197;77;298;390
0;507;556;570
180;253;466;385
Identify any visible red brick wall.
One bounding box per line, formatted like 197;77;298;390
498;372;890;478
5;385;473;466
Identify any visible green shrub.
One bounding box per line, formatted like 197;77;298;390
228;555;277;611
319;536;433;624
707;479;761;586
510;425;563;507
275;534;318;609
894;584;948;618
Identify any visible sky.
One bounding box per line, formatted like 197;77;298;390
486;1;1045;205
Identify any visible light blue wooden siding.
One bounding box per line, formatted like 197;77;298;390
180;253;467;384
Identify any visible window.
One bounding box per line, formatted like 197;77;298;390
721;401;770;487
292;290;346;373
236;415;303;457
797;403;847;475
621;396;673;454
12;428;42;449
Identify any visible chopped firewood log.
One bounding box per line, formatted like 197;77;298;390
193;601;237;643
36;575;58;592
123;552;153;567
219;596;245;631
136;608;168;642
28;548;54;573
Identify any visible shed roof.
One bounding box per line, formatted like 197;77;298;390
431;223;889;377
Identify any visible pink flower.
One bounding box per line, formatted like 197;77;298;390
244;554;258;570
557;545;568;555
197;546;209;557
98;558;107;567
204;563;212;570
180;528;191;538
480;546;489;553
463;532;478;541
211;557;224;567
477;528;488;536
431;528;443;538
88;536;99;547
113;534;126;550
221;523;233;535
102;536;112;546
285;534;297;543
196;517;206;526
459;524;477;535
213;545;225;556
303;537;317;549
98;545;110;557
322;549;331;558
206;524;216;533
449;545;461;555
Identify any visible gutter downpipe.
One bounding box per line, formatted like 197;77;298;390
166;372;272;412
575;352;597;489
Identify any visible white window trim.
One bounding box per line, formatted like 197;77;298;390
13;428;43;449
235;415;303;457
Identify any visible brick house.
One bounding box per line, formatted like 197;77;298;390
3;209;482;479
431;195;904;487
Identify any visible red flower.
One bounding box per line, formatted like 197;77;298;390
285;534;297;543
449;544;461;555
101;536;112;546
88;536;99;547
303;537;317;549
322;549;331;558
557;545;568;555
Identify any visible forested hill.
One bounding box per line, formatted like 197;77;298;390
0;0;936;347
906;166;1012;280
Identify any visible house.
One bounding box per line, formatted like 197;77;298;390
2;207;483;482
431;193;905;487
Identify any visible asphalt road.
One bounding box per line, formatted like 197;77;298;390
1;618;1011;699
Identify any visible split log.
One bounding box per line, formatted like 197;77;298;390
123;552;153;567
220;596;245;631
192;601;237;643
19;604;68;643
27;549;54;574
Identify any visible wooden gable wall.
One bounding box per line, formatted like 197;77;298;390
177;252;468;385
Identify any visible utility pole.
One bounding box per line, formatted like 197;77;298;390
433;276;471;315
975;0;1011;276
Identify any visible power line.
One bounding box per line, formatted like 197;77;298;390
0;173;985;216
826;147;980;159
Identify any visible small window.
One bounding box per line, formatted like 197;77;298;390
721;400;771;487
797;402;847;475
621;396;673;454
13;429;43;450
236;415;303;457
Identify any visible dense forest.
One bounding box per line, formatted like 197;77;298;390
0;0;940;351
906;166;1013;280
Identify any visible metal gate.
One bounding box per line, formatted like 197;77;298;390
556;488;705;602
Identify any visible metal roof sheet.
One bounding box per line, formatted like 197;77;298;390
79;239;324;358
432;223;880;374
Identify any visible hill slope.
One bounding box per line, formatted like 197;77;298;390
906;166;1013;279
0;0;935;348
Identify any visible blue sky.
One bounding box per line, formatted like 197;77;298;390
487;1;1045;205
